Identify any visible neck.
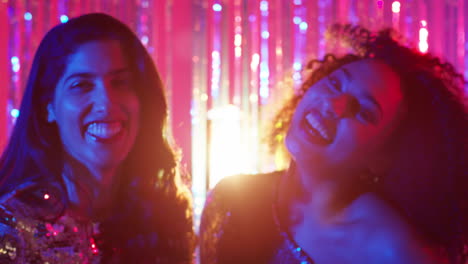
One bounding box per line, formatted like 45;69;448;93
62;158;121;219
279;163;360;227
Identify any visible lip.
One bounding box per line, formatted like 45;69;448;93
82;119;128;143
299;110;336;145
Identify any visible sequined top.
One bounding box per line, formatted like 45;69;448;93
200;172;314;264
0;183;110;264
0;182;194;264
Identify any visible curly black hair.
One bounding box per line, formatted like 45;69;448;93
269;24;467;264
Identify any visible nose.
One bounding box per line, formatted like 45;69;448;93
323;94;359;119
92;80;115;111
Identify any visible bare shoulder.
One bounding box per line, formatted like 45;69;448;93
349;193;444;264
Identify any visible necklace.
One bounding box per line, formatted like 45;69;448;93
271;174;315;264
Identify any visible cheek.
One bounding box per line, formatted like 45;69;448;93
347;124;393;159
125;94;141;138
54;94;86;118
128;96;140;122
285;130;300;157
335;122;381;154
54;100;81;129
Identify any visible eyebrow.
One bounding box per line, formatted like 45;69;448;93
340;68;353;82
362;94;383;117
64;68;131;83
340;67;383;117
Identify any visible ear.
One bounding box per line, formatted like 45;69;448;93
47;103;56;123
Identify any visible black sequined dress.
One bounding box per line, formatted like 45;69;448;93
200;172;314;264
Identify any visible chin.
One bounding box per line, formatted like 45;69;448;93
88;155;128;171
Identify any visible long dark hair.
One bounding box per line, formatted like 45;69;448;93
0;13;194;262
269;25;467;263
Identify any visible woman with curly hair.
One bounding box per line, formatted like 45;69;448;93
200;25;467;264
0;13;194;263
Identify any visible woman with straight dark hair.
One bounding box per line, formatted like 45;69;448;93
0;13;194;263
200;25;467;264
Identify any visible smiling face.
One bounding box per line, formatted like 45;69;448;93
47;40;140;175
286;59;404;175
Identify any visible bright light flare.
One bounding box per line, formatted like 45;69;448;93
251;53;260;71
392;1;401;13
418;23;429;53
208;105;245;188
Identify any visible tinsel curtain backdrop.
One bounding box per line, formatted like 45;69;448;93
1;0;467;228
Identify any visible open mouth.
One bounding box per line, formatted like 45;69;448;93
84;121;126;143
301;111;335;145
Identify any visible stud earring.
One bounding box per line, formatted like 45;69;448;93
359;169;380;185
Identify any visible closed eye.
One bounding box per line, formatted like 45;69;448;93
327;75;342;92
70;80;94;91
358;108;379;124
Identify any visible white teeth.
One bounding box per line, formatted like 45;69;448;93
305;113;330;141
86;122;123;139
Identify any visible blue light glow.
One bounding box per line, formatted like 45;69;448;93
24;12;32;21
213;3;222;12
10;56;19;64
299;22;308;31
293;16;302;24
12;64;20;72
10;109;20;118
293;62;302;71
141;35;149;45
293;72;302;81
60;15;69;23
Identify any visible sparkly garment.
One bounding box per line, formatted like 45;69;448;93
0;180;195;264
200;172;314;264
0;185;106;264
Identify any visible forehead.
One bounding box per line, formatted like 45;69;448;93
338;59;401;94
64;40;127;75
333;59;403;106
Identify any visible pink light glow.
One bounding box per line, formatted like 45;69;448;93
377;0;384;9
419;27;429;53
392;1;401;13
